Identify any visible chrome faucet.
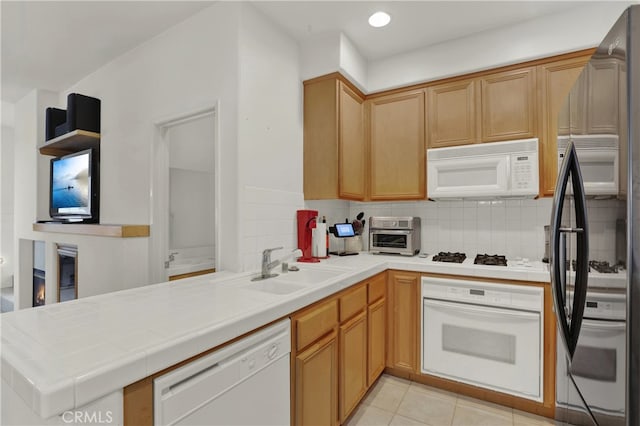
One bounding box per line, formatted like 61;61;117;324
257;246;283;280
252;247;303;281
168;252;179;262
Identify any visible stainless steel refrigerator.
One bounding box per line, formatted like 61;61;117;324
550;5;639;426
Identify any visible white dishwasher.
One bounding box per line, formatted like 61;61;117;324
154;319;291;426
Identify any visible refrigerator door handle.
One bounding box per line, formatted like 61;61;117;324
569;140;589;359
550;141;589;359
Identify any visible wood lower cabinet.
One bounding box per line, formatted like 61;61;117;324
368;90;426;200
537;54;591;196
386;270;419;372
367;297;386;384
427;78;480;148
480;67;537;142
295;331;339;426
339;311;367;422
292;274;387;425
292;298;339;426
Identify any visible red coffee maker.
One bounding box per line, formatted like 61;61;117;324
297;209;320;263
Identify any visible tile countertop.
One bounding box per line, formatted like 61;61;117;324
0;253;551;419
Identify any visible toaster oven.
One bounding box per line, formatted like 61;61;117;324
369;216;421;256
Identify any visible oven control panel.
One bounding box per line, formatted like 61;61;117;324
423;276;543;312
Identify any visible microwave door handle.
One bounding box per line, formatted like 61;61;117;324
550;141;574;359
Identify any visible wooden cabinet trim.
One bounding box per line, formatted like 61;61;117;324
365;48;595;99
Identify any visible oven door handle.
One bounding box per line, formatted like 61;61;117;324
581;319;626;332
370;230;412;235
550;140;589;360
424;299;540;321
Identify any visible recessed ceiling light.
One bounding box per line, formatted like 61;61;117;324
368;11;391;28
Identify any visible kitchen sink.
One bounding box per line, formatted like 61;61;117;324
241;280;306;295
274;267;346;285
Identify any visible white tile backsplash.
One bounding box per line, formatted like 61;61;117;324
242;186;305;272
286;197;625;264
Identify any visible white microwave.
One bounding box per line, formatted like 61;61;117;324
557;135;619;196
427;138;539;200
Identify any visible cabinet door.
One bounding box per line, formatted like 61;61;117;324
587;58;619;134
304;78;339;200
339;82;366;200
480;67;537;142
339;311;368;423
538;55;590;196
386;271;419;372
427;79;479;148
295;331;338;426
368;297;386;385
369;91;426;200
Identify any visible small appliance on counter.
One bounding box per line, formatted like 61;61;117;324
328;223;359;256
296;210;320;263
369;216;421;256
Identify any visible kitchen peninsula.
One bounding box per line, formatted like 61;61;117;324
1;254;560;425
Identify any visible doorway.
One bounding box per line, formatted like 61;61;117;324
151;107;218;283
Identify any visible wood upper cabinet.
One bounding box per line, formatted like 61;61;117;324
386;270;419;373
304;75;365;200
537;55;591;196
480;67;537;142
368;90;426;200
586;58;620;134
339;84;366;200
427;78;480;148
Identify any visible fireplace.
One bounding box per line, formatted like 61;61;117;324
32;269;45;307
57;244;77;302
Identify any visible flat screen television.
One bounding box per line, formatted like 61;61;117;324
49;148;99;223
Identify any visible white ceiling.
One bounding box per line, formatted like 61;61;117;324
2;1;593;104
1;1;212;103
252;1;585;60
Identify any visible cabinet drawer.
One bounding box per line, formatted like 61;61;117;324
295;299;339;351
368;273;386;303
340;285;367;322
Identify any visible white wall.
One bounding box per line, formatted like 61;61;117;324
1;101;16;287
62;2;242;276
167;114;215;252
339;34;368;93
237;4;304;271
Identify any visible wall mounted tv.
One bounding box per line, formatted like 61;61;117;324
49;148;99;223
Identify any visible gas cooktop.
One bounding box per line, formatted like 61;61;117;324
432;252;466;263
474;254;508;267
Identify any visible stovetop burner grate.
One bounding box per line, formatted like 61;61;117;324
474;254;508;267
432;252;466;263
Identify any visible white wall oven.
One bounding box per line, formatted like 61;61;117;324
422;277;544;401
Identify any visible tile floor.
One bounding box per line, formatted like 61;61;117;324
346;374;559;426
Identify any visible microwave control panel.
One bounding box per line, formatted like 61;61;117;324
511;152;539;193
